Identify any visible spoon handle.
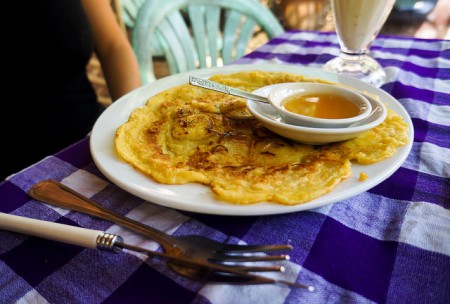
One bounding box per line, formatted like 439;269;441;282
189;76;269;104
28;179;176;249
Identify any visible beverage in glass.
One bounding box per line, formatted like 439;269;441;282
324;0;396;87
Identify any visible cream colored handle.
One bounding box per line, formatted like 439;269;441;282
0;212;102;250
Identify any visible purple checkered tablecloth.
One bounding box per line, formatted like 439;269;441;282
1;31;449;304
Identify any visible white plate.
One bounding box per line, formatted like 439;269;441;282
90;64;413;216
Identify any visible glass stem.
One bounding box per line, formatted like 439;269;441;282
339;50;368;62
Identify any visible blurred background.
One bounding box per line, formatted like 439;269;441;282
89;0;449;106
269;0;449;38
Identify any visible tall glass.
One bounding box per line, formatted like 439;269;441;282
324;0;396;87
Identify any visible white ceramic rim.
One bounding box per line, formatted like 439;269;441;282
248;85;387;135
267;82;372;127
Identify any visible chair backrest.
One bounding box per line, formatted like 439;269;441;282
119;0;146;28
132;0;284;84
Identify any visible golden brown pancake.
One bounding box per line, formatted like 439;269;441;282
115;71;408;205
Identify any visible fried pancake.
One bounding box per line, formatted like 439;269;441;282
330;109;409;165
115;71;408;205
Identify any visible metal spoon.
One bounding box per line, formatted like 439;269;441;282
189;75;270;104
190;75;383;129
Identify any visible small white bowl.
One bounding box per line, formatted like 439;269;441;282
268;82;372;128
247;84;387;145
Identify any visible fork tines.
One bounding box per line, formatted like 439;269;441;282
215;243;293;253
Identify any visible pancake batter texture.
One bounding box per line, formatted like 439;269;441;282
115;71;408;205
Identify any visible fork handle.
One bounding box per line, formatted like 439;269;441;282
28;179;175;248
0;212;122;252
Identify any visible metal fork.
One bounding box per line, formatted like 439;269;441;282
0;212;312;289
28;180;297;275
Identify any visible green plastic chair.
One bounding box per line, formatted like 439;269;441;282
132;0;284;84
119;0;146;28
119;0;166;57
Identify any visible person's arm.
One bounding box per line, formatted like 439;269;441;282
82;0;141;101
